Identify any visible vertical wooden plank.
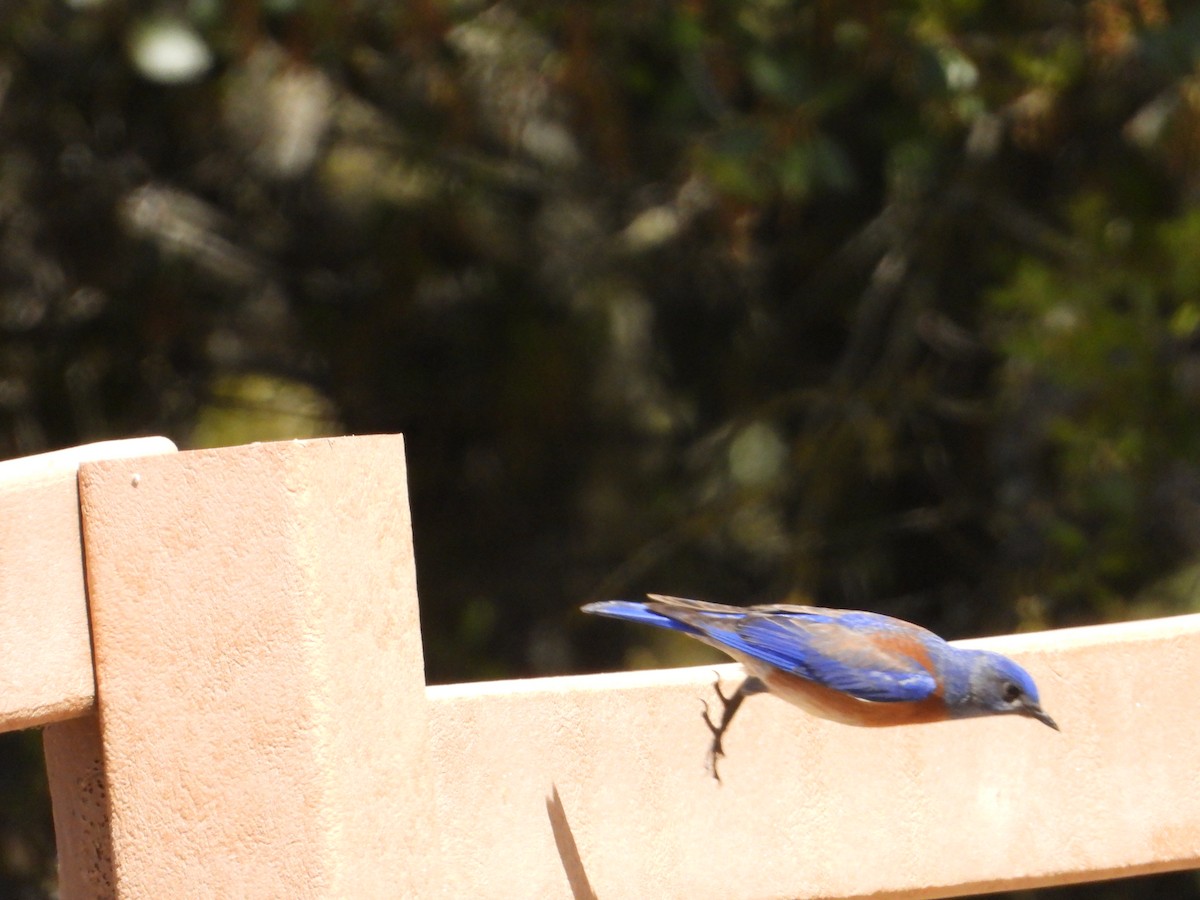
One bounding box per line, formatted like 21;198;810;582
43;716;115;900
77;436;435;898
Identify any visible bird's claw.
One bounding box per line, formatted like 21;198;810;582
701;672;733;783
699;672;766;783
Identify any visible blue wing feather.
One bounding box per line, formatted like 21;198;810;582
732;617;937;702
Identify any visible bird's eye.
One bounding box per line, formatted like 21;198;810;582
1002;682;1022;703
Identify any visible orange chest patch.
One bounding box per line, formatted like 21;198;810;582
762;669;949;727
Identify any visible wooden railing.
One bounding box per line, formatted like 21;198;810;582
2;435;1198;898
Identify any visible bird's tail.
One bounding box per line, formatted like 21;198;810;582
581;599;714;637
582;600;678;628
582;595;747;638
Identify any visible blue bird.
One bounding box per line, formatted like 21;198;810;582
583;595;1058;780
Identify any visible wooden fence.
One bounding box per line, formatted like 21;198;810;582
1;435;1198;898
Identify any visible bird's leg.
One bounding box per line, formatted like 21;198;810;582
701;673;767;783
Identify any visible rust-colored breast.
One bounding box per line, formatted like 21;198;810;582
762;669;951;727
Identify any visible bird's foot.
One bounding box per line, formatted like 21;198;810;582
701;696;728;783
699;673;767;783
699;673;741;783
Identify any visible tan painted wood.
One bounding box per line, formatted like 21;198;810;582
1;434;1194;897
427;616;1200;899
76;437;434;898
0;438;176;732
0;438;179;900
43;715;117;900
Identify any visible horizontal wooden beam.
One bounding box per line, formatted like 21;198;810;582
427;614;1200;898
0;438;176;733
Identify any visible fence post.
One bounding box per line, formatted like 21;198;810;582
75;436;435;897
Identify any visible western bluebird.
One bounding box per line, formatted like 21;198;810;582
582;594;1058;780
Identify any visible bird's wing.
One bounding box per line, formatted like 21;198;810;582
731;613;938;701
584;595;939;703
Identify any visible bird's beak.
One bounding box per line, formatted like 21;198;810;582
1026;704;1059;731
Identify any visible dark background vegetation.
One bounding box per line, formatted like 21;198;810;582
3;0;1200;895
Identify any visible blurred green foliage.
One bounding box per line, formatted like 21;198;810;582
3;0;1200;894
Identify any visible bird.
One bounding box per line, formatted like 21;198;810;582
582;594;1058;780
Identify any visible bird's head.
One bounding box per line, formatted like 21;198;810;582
963;650;1058;730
